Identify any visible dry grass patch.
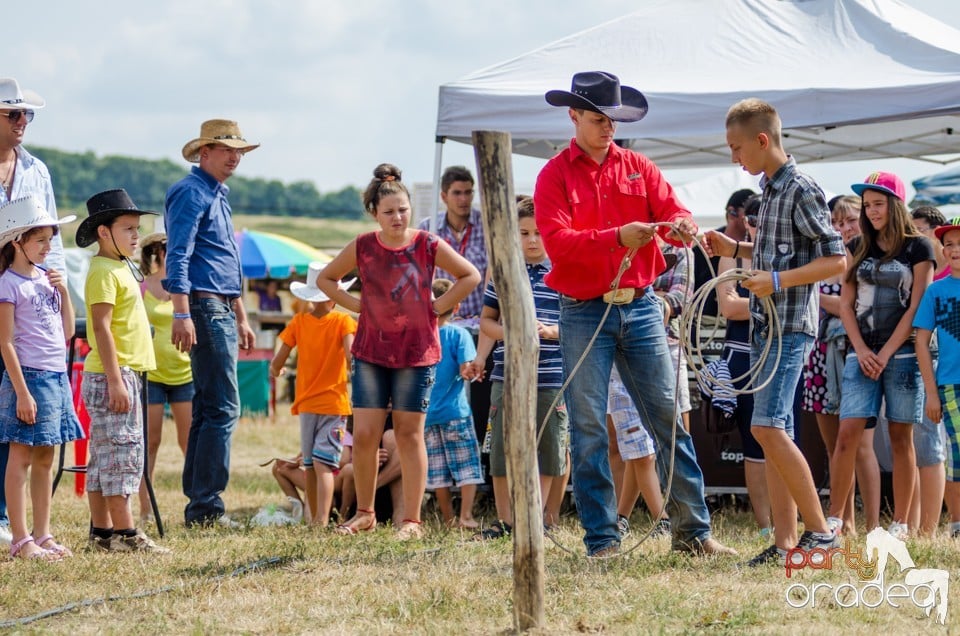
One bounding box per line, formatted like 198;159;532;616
1;414;957;633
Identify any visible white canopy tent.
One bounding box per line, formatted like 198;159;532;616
434;0;960;202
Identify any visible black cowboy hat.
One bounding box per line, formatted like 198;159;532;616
545;71;648;123
76;188;158;248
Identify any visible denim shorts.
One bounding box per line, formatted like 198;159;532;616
839;347;923;424
147;380;195;405
351;358;435;413
299;413;347;469
0;368;84;446
914;411;945;468
750;330;813;438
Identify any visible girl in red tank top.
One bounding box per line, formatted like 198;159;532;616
316;163;480;539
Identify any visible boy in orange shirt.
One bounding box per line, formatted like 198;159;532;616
270;263;357;525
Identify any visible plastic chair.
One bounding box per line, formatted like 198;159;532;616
51;319;164;537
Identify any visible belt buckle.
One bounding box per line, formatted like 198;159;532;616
603;288;635;305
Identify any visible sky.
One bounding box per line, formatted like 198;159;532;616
8;0;959;212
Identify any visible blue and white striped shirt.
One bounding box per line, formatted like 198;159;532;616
483;259;563;388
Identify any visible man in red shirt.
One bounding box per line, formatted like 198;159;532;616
535;71;735;558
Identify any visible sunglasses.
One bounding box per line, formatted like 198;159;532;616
746;215;758;228
4;110;34;123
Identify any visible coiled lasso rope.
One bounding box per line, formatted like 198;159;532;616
539;224;783;557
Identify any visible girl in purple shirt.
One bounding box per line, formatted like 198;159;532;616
0;196;82;560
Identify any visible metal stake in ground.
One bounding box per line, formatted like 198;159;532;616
473;130;545;632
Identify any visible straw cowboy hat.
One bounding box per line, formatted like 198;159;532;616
182;119;260;163
0;78;45;110
290;262;355;302
138;232;166;252
76;189;158;248
0;196;75;248
545;71;648;123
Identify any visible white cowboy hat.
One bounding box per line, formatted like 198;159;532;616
182;119;260;163
0;196;75;249
290;262;355;302
0;78;45;110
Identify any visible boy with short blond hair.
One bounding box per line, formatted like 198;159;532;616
707;98;846;565
79;189;168;553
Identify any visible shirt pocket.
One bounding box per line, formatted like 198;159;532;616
770;242;796;273
617;181;650;222
567;186;598;227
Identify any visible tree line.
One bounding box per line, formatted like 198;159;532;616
30;147;365;219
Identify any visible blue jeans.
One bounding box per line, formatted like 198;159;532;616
182;298;240;525
559;291;711;555
750;329;813;437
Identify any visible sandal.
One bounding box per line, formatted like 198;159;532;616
395;519;423;540
9;535;61;561
35;534;73;558
470;520;512;541
334;508;377;535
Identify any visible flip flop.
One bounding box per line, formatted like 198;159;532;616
334;508;376;535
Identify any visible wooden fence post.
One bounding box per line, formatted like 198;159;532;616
472;130;545;632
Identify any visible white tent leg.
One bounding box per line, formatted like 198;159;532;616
430;137;445;232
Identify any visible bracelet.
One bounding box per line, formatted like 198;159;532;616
733;241;740;259
173;312;191;320
771;271;781;293
616;226;624;247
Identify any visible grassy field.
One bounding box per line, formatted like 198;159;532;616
58;214;375;251
1;412;957;634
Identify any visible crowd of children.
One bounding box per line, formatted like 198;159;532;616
5;139;960;563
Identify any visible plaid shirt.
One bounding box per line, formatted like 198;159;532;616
419;208;488;318
751;157;844;336
654;244;691;341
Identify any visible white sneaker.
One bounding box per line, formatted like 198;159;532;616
826;516;844;535
287;497;304;523
217;514;242;529
0;524;11;546
887;521;909;541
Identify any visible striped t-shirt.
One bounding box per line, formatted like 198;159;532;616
483;259;562;388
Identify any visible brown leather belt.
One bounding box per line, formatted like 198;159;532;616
191;291;236;304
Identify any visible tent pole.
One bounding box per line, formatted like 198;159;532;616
430;136;445;232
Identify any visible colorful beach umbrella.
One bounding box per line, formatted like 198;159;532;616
235;229;330;279
911;164;960;207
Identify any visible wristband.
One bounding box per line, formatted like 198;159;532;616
771;271;781;293
616;226;624;247
173;312;191;320
733;241;740;259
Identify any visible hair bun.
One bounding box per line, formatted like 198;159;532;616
373;163;402;183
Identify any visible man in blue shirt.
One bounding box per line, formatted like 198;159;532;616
0;78;67;546
164;119;258;527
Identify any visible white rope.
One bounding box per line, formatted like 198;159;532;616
538;226;783;556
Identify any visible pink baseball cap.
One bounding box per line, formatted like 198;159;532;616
851;171;906;202
934;217;960;243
